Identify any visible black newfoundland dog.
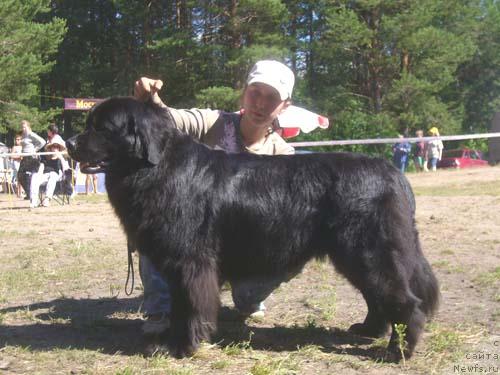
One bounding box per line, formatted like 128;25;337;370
67;97;439;361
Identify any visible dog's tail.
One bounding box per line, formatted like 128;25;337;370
411;236;440;318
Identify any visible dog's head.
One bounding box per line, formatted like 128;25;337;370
67;97;171;174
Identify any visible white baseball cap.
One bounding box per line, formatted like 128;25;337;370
246;60;295;101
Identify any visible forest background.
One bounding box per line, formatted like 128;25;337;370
1;0;499;155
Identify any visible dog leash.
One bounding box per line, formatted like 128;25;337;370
125;240;135;296
123;107;175;297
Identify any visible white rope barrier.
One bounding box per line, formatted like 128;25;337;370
289;132;500;148
1;132;500;156
0;151;68;157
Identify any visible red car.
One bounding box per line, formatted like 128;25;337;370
437;148;489;169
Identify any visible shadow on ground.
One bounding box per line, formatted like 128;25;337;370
0;298;379;360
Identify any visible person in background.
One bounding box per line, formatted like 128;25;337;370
425;126;444;172
29;137;69;208
17;120;46;199
10;132;24;197
413;130;426;172
47;124;64;145
85;174;98;194
134;60;298;336
392;133;411;173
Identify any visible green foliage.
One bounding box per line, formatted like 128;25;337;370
314;0;481;142
0;0;498;150
0;0;66;133
195;87;240;112
459;0;500;132
394;323;408;365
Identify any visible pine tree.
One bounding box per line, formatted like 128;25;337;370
304;0;479;151
459;0;500;134
0;0;66;134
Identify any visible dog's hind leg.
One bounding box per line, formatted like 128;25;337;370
330;240;426;363
348;292;390;338
348;265;425;362
166;258;220;358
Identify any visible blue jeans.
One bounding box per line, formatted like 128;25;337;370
139;254;293;316
393;154;408;173
430;157;439;170
139;255;172;316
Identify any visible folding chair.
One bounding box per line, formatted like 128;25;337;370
39;168;75;205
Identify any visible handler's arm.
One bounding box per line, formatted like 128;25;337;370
134;77;221;140
167;107;221;140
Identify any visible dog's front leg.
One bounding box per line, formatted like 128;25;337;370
166;258;220;358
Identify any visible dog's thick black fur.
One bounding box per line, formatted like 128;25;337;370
67;97;439;361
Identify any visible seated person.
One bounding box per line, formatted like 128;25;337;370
29;138;69;208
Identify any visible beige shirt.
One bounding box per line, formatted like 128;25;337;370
168;107;295;156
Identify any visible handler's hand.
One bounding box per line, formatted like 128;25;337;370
134;77;166;107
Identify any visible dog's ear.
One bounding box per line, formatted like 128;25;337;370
129;112;162;165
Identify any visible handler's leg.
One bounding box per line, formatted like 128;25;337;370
139;254;172;335
231;270;299;317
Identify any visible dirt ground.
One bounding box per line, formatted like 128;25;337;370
0;166;499;375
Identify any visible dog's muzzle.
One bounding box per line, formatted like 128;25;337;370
66;135;109;174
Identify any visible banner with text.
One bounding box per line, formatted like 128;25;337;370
64;98;104;111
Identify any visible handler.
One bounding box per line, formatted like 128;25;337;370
134;60;299;336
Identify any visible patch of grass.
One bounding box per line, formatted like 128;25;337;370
425;323;464;361
222;331;254;356
295;344;323;356
440;249;455;255
294;344;330;363
0;229;23;238
166;368;195;375
250;353;300;375
431;260;465;274
432;260;449;268
146;353;174;370
473;267;500;287
67;239;95;257
369;337;389;350
394;323;408;365
0;238;121;298
211;360;231;370
304;315;318;329
302;282;337;322
0;269;46;295
0;229;39;241
492;308;499;322
413;180;500;196
308;259;330;282
115;368;135;375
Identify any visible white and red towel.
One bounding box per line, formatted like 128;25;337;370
277;105;329;138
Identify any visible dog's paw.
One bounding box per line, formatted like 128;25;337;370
168;342;196;359
382;346;404;363
382;341;414;363
348;322;389;338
